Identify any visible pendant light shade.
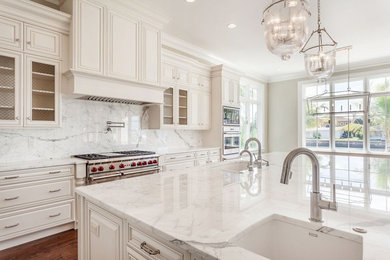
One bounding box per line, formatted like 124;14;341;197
262;0;311;60
301;0;337;80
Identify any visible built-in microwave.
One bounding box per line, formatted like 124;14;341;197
223;106;240;126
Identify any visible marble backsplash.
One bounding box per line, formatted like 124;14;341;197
0;97;203;162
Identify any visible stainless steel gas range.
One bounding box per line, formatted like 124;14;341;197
74;150;160;184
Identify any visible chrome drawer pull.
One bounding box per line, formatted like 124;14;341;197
49;171;61;174
49;213;61;218
140;241;160;255
4;176;19;180
169;157;176;160
5;223;19;228
49;189;61;193
4;196;19;201
186;155;192;158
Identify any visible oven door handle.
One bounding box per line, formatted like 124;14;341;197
121;166;160;175
89;173;122;181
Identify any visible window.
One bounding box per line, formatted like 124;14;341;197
240;79;265;150
300;72;390;154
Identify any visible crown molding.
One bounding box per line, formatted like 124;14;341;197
268;56;390;83
162;33;269;83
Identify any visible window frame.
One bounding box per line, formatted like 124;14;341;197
298;68;390;155
240;78;266;152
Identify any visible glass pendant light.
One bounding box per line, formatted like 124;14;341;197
301;0;337;80
262;0;311;60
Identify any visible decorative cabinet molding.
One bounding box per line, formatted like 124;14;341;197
70;0;162;89
146;49;211;130
75;0;104;74
222;78;240;108
107;11;138;81
0;16;23;51
25;25;61;59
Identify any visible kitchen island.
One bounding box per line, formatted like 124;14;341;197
75;153;390;259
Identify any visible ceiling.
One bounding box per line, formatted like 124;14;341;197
141;0;390;81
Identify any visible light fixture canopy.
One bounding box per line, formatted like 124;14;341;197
262;0;311;60
301;0;337;80
227;23;237;29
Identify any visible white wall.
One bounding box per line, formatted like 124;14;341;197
267;64;390;153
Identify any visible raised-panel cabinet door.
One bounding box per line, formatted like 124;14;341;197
189;90;199;127
25;55;60;127
161;63;176;85
88;206;122;260
0;50;22;127
25;25;60;59
232;79;240;107
222;79;231;105
108;11;138;81
199;91;210;129
76;0;104;74
139;22;161;86
176;67;189;86
0;16;22;51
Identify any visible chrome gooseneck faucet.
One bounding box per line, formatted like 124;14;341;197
280;148;337;222
240;149;254;171
244;138;269;168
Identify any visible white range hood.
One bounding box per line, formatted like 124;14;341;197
63;70;166;105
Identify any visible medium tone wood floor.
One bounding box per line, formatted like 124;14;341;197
0;230;77;260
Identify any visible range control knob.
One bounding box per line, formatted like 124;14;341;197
98;166;104;171
131;162;137;167
109;165;116;170
91;167;98;173
137;162;142;166
142;161;147;165
148;160;153;164
119;163;125;169
153;159;158;164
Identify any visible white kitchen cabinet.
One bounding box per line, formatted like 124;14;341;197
25;55;60;127
0;15;23;51
191;73;210;91
155;86;188;128
161;62;189;87
0;50;22;127
139;22;161;86
107;11;138;81
25;24;61;59
87;203;123;260
189;90;210;130
222;78;240;107
75;0;104;74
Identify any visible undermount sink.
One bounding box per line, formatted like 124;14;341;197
232;214;363;260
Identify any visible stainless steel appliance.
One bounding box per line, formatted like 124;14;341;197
223;126;240;159
223;106;240;126
74;150;159;184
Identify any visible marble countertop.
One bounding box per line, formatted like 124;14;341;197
75;152;390;259
0;157;86;172
0;146;219;172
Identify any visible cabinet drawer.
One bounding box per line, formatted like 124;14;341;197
195;150;208;158
0;200;73;240
163;152;195;163
25;24;60;58
127;247;148;260
0;165;73;185
208;149;220;157
128;226;187;260
209;156;220;163
0;177;73;210
163;161;195;172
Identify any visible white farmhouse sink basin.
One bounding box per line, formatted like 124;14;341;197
232;214;363;260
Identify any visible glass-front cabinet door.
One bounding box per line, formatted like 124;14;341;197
0;51;22;126
178;88;188;126
25;55;60;127
163;87;174;126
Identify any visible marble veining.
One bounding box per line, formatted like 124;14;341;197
0;97;203;163
76;153;390;259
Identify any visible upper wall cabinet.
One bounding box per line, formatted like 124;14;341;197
71;0;162;87
222;78;240;108
0;0;70;128
75;0;104;74
107;11;138;81
0;16;23;51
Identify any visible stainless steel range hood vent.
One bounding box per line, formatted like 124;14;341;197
78;96;148;105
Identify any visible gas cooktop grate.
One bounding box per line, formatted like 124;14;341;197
74;150;156;160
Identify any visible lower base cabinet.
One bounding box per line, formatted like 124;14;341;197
80;199;190;260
